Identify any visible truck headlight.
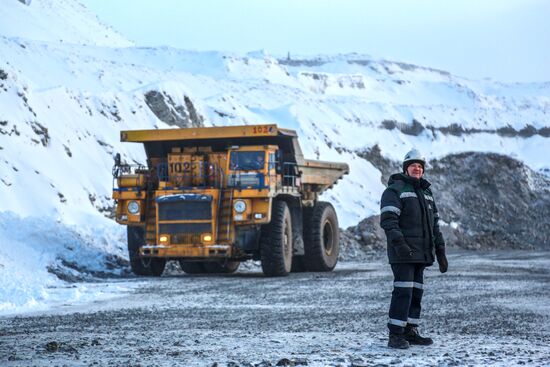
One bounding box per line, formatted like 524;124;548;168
127;200;140;215
233;200;246;213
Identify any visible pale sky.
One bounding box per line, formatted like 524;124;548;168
80;0;550;82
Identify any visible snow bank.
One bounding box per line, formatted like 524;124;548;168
0;212;127;315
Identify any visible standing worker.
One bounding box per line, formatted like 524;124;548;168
380;149;448;349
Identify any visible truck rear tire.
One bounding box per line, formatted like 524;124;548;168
303;201;339;271
179;261;206;274
260;200;293;276
127;226;166;276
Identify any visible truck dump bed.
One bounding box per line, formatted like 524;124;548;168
121;124;349;194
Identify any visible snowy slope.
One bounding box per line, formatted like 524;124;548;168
0;0;549;314
1;40;549;226
0;0;132;47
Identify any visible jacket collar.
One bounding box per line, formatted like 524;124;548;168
388;173;431;190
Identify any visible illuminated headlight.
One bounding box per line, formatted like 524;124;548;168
201;234;212;242
159;235;169;243
233;200;247;213
127;200;140;215
254;213;264;219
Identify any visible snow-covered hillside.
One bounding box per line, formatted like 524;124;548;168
0;0;549;314
0;0;132;47
2;38;549;226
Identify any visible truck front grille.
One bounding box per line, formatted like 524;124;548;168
156;194;214;244
158;201;211;221
157;194;212;221
158;223;212;234
171;233;202;244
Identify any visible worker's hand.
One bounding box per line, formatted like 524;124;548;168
393;238;413;259
436;246;448;273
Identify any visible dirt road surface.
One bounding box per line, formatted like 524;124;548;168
1;250;549;366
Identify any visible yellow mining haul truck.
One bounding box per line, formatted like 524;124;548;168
112;124;349;276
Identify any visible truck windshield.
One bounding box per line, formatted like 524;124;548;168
229;151;265;171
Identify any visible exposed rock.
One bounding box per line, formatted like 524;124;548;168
276;358;294;366
423;123;549;138
88;193;115;219
378;118;425;136
18;0;32;5
340;215;385;261
47;253;130;282
183;95;203;126
429;152;550;250
402;119;425;136
278;57;327;67
144;90;204;128
355;144;400;185
343;152;550;254
29;121;49;146
57;192;66;203
63;144;72;157
434;123;482;136
45;341;59;352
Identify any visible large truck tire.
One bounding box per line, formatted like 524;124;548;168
203;261;240;274
260;200;293;276
127;226;166;276
179;261;206;274
303;201;340;272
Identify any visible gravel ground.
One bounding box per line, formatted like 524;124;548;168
1;250;549;366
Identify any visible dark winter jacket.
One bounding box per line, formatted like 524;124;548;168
380;173;445;264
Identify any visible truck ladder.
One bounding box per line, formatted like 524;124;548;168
145;191;156;245
217;188;234;243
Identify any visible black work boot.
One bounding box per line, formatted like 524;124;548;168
388;332;410;349
403;325;433;345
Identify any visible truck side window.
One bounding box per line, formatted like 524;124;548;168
275;150;283;174
268;152;276;171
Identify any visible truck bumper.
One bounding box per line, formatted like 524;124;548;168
139;244;232;258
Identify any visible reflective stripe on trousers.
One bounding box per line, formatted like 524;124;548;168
388;263;425;333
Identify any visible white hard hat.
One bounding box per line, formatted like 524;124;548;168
402;148;426;172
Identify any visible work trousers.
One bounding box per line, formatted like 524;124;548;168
387;263;425;334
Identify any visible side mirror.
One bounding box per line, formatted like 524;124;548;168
114;153;121;166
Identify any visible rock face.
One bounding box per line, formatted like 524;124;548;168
341;152;550;257
18;0;32;5
339;215;386;261
429;152;550;250
144;91;204;128
355;144;400;185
